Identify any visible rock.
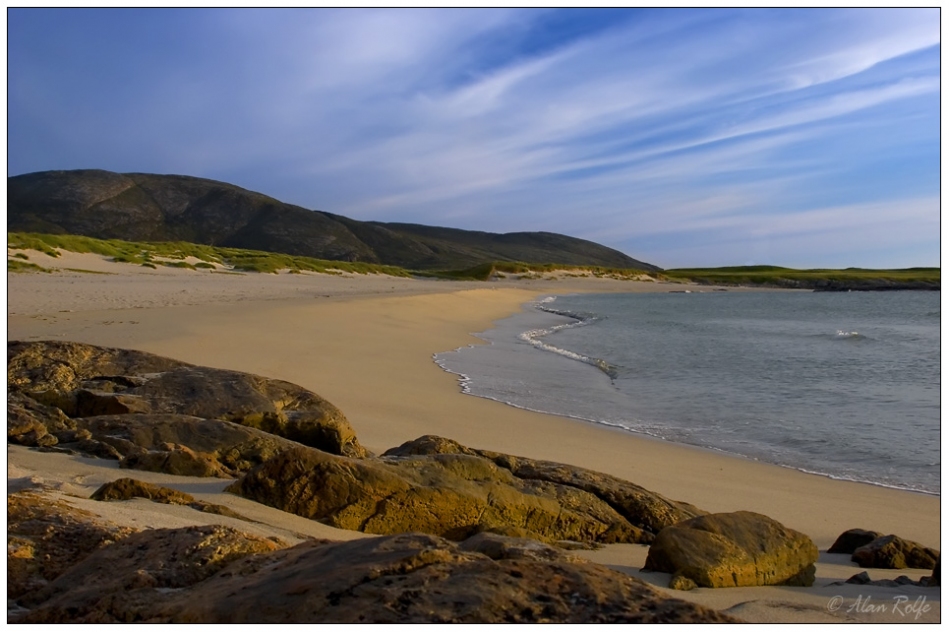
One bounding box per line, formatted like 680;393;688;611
833;571;931;588
75;413;312;476
8;491;136;602
75;438;124;460
7;340;184;395
14;525;283;622
7;390;73;447
120;443;231;478
845;571;872;585
668;574;698;591
828;528;883;554
76;414;299;474
929;557;940;586
191;501;249;520
851;535;939;570
91;478;196;505
458;532;563;562
91;478;251;521
51;428;93;443
228;444;671;545
642;511;818;588
8;340;366;458
384;435;704;539
74;389;152;416
13;530;738;623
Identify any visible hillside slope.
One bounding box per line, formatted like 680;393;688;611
8;170;658;271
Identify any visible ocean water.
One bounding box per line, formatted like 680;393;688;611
435;290;941;494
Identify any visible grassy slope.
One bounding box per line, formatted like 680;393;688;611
6;233;411;276
6;232;658;280
8;233;938;289
664;266;939;289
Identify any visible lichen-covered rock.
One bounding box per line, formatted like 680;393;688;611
8;491;136;602
120;443;231;478
851;535;939;570
669;574;698;591
8;340;366;458
91;478;197;505
828;528;883;554
91;477;249;520
14;525;283;622
228;445;654;545
16;530;738;623
384;435;704;539
8;390;74;447
75;413;302;475
643;511;818;588
171;533;739;623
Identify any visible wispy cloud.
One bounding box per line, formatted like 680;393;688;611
8;8;940;267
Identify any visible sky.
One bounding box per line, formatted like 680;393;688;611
7;8;941;269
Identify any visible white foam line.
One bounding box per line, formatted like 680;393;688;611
519;298;619;378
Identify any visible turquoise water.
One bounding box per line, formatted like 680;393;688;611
435;290;940;494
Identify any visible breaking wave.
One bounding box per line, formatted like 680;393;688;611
519;297;619;379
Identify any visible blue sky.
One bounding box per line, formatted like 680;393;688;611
7;8;940;268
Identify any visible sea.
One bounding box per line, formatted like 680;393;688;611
435;290;941;495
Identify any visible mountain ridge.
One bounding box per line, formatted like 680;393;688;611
8;169;658;271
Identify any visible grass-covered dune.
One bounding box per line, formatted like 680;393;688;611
664;266;940;291
419;261;658;281
8;232;937;291
6;232;660;281
7;232;412;277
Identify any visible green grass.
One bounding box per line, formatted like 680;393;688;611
65;268;114;275
420;261;658;281
664;266;940;288
8;232;414;277
8;259;51;273
161;260;197;270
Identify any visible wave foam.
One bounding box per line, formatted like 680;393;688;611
517;298;619;379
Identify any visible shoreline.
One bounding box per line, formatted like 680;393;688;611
438;292;940;499
6;255;941;622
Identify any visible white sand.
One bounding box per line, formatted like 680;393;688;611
6;252;941;623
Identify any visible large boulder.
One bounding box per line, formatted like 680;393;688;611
851;535;939;570
828;528;883;554
383;435;704;538
8;340;366;458
68;413;309;477
229;435;708;545
643;511;818;589
13;528;738;623
227;446;643;544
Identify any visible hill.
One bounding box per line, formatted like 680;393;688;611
7;170;658;272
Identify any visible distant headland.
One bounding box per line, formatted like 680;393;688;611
7;169;938;290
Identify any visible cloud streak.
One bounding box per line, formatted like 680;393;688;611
7;8;940;267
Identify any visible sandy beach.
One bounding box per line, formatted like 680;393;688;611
7;251;941;623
